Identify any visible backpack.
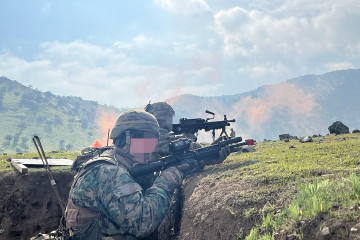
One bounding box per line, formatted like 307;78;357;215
71;146;113;172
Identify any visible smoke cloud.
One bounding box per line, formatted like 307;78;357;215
231;82;317;138
96;108;119;146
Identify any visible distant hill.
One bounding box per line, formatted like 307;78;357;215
1;69;359;152
0;77;125;153
168;69;360;141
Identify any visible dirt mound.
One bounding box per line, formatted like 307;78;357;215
0;171;74;240
179;174;265;240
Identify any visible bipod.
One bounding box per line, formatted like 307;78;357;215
32;135;67;239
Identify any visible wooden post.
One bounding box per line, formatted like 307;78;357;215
11;159;28;174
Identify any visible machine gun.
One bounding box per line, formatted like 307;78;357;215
172;110;235;140
129;136;247;177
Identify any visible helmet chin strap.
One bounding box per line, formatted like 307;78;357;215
123;130;131;153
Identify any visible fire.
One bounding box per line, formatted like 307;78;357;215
96;107;119;146
92;140;102;148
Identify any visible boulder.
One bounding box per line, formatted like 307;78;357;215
279;134;290;140
328;121;349;135
353;129;360;133
299;136;313;143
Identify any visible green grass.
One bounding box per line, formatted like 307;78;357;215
219;134;360;181
0;150;79;172
204;133;360;239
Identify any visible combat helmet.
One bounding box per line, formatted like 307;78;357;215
145;102;175;120
110;110;159;141
145;102;175;130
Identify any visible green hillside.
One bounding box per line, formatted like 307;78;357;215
0;77;125;153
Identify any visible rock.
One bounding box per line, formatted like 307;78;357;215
313;134;322;137
284;138;290;142
319;226;331;239
316;139;323;144
353;129;360;133
349;222;360;240
328;121;349;135
279;134;290;140
299;136;313;143
289;145;296;149
240;145;256;152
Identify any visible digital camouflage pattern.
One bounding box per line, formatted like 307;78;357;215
144;102;175;121
110;110;159;140
68;151;181;239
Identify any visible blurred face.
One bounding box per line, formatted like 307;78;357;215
157;115;173;131
129;131;158;164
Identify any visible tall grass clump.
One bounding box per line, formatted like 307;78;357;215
245;175;360;239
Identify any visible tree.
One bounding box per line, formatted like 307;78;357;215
21;137;29;151
65;144;73;151
59;140;65;150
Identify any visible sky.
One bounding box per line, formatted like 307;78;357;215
1;0;360;109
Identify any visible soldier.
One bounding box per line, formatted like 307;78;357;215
145;102;201;162
65;110;183;240
230;128;236;138
144;102;229;239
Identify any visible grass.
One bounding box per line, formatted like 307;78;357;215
0;150;79;172
206;133;360;239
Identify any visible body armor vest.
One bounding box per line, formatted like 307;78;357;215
65;155;134;240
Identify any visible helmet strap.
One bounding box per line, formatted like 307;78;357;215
123;130;131;153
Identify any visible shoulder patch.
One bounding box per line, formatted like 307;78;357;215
113;183;142;198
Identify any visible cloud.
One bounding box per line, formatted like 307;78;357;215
214;1;360;61
239;62;291;79
154;0;211;15
184;66;216;78
113;35;155;50
231;82;317;136
323;61;355;72
0;40;222;108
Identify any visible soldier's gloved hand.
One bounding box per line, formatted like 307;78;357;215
177;159;202;176
160;166;183;188
210;145;231;165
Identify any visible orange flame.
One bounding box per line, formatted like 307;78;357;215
92;140;102;148
97;108;119;146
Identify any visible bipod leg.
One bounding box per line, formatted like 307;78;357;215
32;136;65;217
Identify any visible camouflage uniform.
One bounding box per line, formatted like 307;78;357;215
65;110;182;240
145;102;202;240
230;128;236;138
145;102;201;162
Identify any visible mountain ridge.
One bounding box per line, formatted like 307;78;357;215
168;69;360;142
1;68;359;152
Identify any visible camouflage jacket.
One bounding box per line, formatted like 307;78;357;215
69;149;179;239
